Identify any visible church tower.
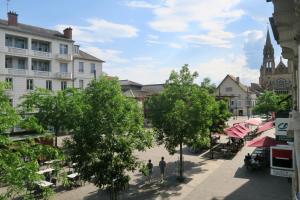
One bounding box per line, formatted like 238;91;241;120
259;29;275;89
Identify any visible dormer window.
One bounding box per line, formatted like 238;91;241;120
74;45;79;54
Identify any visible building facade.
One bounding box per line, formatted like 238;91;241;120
267;0;300;199
259;29;293;94
215;75;257;117
0;12;104;107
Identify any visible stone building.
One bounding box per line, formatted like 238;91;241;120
259;29;293;94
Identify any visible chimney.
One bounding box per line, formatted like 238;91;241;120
236;77;240;83
63;27;72;39
7;11;18;26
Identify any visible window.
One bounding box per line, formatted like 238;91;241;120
60;63;68;72
32;60;50;71
32;40;50;52
15;38;26;49
27;79;34;90
231;100;234;106
277;79;286;89
79;62;84;73
74;45;79;54
5;34;27;49
5;77;13;89
237;100;241;107
5;57;13;68
79;80;84;89
59;44;68;54
17;58;26;69
5;35;13;46
90;63;95;73
225;87;232;92
46;80;52;90
61;81;67;90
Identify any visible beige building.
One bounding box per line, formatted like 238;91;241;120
259;29;293;94
0;12;104;107
215;75;257;117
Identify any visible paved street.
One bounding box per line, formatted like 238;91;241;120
54;117;291;200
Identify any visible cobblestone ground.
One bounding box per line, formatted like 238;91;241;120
53;117;291;199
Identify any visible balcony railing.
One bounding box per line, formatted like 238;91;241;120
33;70;50;77
56;54;72;61
7;68;28;75
32;50;52;58
7;47;28;55
55;72;72;79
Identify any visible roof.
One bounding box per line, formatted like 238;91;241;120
217;74;250;93
0;19;72;42
119;80;143;87
123;89;150;98
74;50;104;62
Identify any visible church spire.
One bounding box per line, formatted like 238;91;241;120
266;28;272;47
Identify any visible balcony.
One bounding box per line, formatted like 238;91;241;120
56;54;72;62
33;70;50;77
6;47;28;56
6;68;28;75
55;72;72;80
32;50;52;58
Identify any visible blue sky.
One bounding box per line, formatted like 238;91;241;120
0;0;283;85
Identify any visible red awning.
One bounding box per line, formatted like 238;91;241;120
257;121;274;134
245;118;262;126
272;149;292;159
234;124;250;134
247;136;286;148
225;127;247;138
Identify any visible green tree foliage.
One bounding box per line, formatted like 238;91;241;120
210;100;232;133
20;88;84;146
0;83;20;133
146;65;214;180
200;77;216;94
0;82;63;199
253;91;292;117
0;137;64;200
65;77;152;198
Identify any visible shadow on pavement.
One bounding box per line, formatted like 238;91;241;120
219;166;291;200
83;160;207;200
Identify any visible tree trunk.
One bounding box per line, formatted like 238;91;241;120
179;142;184;181
210;132;214;159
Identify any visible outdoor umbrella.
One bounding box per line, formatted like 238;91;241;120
245;118;262;126
247;136;286;148
256;121;274;134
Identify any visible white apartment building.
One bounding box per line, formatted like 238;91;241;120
215;74;257;117
0;12;104;107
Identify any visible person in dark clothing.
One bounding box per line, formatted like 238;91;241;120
146;159;153;183
159;157;166;182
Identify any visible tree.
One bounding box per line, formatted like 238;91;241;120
65;77;152;199
200;77;216;94
146;65;214;181
209;100;232;158
0;82;63;200
0;83;20;133
20;88;84;146
253;91;289;118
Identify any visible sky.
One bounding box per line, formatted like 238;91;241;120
0;0;283;85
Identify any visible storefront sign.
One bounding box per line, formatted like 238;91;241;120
270;145;294;178
275;118;289;136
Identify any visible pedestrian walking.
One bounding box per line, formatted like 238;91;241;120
146;160;153;183
159;157;166;182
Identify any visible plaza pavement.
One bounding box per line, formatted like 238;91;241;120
54;117;291;200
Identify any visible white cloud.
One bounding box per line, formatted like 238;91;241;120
181;31;235;48
81;46;129;64
168;43;182;49
56;18;138;43
105;54;259;85
192;54;259;85
125;1;159;8
149;0;244;32
242;30;264;43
